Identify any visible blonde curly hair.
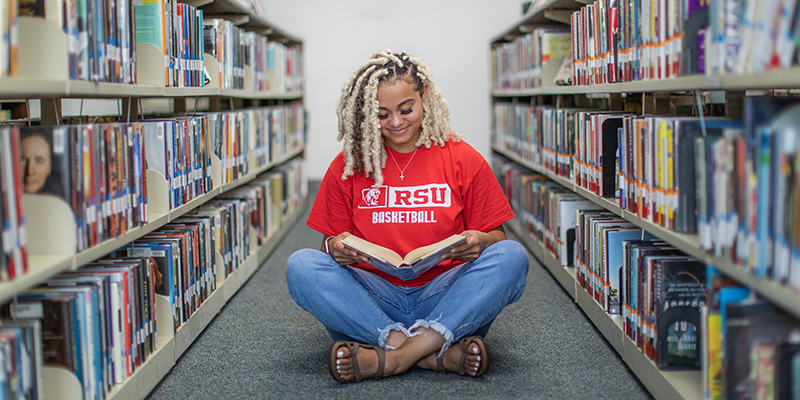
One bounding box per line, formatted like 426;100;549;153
336;49;462;187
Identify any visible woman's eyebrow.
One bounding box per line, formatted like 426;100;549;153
378;99;415;110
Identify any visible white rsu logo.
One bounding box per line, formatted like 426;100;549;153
358;184;451;209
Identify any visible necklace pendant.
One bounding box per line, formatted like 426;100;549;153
400;173;404;181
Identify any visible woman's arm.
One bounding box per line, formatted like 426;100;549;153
440;225;507;262
321;232;370;266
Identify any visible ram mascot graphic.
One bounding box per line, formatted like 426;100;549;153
362;187;382;207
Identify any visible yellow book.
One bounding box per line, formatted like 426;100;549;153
666;123;674;228
656;120;666;225
706;312;723;400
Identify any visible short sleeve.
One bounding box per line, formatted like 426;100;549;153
461;158;515;232
306;155;355;237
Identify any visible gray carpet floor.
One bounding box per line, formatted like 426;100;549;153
146;181;652;400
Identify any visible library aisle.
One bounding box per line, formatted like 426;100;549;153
145;181;652;399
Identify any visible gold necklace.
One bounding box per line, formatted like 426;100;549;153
387;146;419;181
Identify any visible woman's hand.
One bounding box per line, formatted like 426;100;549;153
322;232;371;266
440;226;507;262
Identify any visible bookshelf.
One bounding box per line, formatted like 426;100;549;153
0;1;307;399
39;195;308;400
507;213;703;400
0;146;305;305
490;1;800;399
492;70;800;97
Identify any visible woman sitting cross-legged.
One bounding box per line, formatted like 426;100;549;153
286;49;529;382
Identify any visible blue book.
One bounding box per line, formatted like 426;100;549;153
756;126;773;278
606;228;656;314
119;242;179;332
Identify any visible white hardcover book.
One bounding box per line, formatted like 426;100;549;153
751;0;781;72
774;0;799;68
734;0;761;74
0;0;6;76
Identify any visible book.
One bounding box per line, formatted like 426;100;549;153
341;234;467;281
654;258;706;369
724;300;800;399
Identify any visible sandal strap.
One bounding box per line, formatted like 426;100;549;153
349;343;363;382
372;346;386;380
458;338;470;376
436;353;445;372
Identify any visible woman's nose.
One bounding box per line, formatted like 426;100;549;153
390;113;401;126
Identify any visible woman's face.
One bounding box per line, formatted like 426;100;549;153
20;135;51;194
376;79;427;153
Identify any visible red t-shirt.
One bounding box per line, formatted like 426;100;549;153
307;139;515;286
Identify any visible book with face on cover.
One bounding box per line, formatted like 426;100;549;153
341;234;467;281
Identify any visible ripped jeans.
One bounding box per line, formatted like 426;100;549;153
285;240;528;352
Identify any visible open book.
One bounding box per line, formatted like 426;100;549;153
341;234;467;281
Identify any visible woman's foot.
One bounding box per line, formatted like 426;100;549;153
417;336;488;377
328;328;456;382
328;341;387;382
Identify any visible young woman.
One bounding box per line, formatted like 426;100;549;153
286;50;528;382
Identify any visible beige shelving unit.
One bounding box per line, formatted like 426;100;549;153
0;0;303;102
0;147;305;305
491;3;800;399
1;3;307;399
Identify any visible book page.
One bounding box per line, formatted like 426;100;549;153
341;235;404;266
404;234;467;264
341;234;467;281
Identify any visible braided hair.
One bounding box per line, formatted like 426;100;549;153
335;49;461;187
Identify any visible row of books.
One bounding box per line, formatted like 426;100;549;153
695;97;800;288
22;122;151;253
0;127;27;283
3;255;159;400
202;18;245;90
500;155;800;399
574;209;704;370
0;155;305;399
492;96;800;289
204;102;306;188
495;150;800;397
0;319;41;400
114;214;221;336
705;0;798;75
216;156;306;267
569;0;800;85
0;102;306;282
22;0;138;83
262;38;303;94
703;269;800;400
202;19;302;93
0;0;304;89
136;0;205;87
494;157;706;370
141;115;214;211
241;31;271;92
491;28;571;90
0;0;18;78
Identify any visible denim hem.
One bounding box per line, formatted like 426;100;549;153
377;323;412;350
409;316;454;357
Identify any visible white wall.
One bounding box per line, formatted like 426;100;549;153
257;0;524;180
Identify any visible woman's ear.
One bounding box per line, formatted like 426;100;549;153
422;83;429;102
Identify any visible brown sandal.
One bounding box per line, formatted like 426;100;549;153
328;341;386;383
435;336;489;377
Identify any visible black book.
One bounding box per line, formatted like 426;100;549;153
0;143;7;282
674;119;742;233
599;115;624;198
3;295;78;373
654;259;706;369
724;301;800;399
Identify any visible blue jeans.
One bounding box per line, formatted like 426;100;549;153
286;239;528;352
